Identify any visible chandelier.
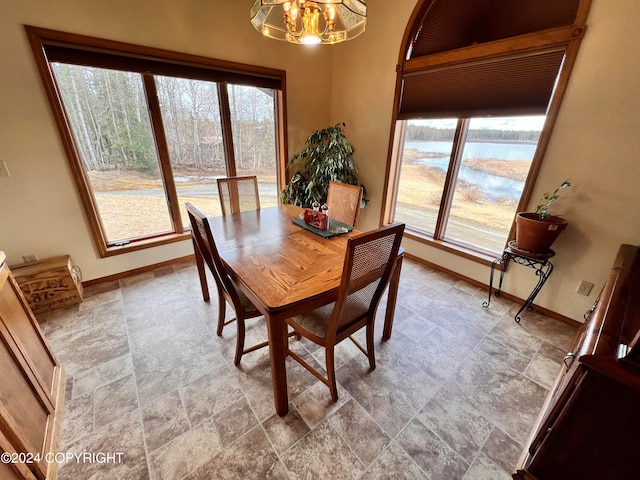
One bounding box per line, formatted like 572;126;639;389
250;1;367;46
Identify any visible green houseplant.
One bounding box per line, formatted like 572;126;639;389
515;180;571;253
281;122;367;208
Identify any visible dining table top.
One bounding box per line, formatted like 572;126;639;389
206;204;359;320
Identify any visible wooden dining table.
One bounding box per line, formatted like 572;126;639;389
205;204;403;415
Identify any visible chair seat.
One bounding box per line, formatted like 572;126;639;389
229;276;261;316
288;294;371;340
289;303;335;338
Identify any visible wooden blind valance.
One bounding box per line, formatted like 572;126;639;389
44;44;283;91
398;49;566;119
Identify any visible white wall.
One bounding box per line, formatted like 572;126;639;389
2;0;639;321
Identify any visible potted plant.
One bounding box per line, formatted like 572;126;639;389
515;180;571;253
281;122;368;208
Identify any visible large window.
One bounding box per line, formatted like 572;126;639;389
385;0;590;260
395;116;545;254
26;26;286;256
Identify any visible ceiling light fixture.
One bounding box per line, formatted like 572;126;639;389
250;1;367;46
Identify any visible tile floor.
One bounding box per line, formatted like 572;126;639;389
37;257;578;479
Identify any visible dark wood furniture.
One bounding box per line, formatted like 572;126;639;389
200;205;403;415
285;223;404;401
0;252;65;480
513;243;640;480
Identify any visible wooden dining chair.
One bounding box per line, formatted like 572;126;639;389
285;222;405;401
326;181;404;340
326;181;363;227
217;175;260;215
186;202;268;365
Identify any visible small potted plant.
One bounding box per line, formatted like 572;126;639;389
515;180;571;253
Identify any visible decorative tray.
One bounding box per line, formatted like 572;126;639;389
291;217;354;238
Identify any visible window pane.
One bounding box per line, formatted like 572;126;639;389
394;119;457;234
52;64;173;243
155;76;226;224
445;116;545;253
228;84;279;208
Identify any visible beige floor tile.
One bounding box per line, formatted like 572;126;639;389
43;257;576;480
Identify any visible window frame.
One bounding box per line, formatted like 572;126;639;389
381;0;591;265
25;25;288;257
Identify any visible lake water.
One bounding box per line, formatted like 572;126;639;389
405;141;537;200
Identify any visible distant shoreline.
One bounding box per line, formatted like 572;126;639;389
402;149;530;182
466;139;537;145
406;139;538;145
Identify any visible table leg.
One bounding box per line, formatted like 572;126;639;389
383;251;404;341
266;314;289;416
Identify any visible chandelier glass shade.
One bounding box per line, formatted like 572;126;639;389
250;1;367;45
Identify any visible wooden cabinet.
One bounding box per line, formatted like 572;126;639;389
514;244;640;479
0;252;65;480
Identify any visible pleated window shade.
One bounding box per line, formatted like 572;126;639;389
398;49;566;120
398;0;582;119
408;0;581;58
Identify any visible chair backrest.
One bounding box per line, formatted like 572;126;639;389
185;202;244;307
217;175;260;215
329;223;405;335
326;181;363;227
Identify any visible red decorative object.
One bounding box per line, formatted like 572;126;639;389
303;208;328;230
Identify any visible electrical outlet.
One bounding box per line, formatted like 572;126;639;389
0;160;10;177
22;254;39;263
576;280;594;296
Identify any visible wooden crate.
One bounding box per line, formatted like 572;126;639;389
12;255;83;313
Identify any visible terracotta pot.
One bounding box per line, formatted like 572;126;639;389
515;212;568;253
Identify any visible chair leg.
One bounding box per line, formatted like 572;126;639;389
234;316;246;366
193;242;210;302
366;322;376;371
326;345;338;402
383;251;403;340
216;291;227;336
